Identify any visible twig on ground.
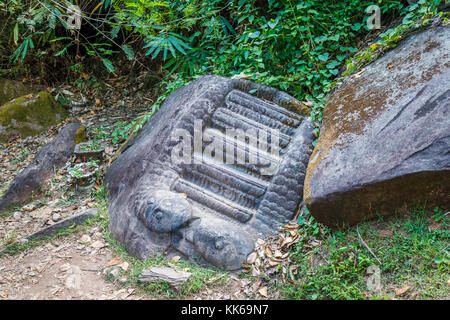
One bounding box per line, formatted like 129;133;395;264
356;226;382;265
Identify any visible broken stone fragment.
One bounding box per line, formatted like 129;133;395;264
0;122;82;212
138;266;192;291
0;209;98;255
25;208;98;241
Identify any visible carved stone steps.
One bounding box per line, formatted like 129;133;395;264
173;179;255;223
105;76;315;271
183;165;259;209
203;128;281;167
211;107;292;149
188;155;269;197
225;90;302;134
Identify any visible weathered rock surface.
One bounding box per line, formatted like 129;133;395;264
0;91;68;142
0;123;82;212
0;78;28;105
304;26;450;228
105;75;314;270
138;267;192;291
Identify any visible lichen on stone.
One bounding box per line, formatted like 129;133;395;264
0;91;68;142
74;126;87;144
0;78;28;105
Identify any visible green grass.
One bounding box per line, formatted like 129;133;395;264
278;205;449;300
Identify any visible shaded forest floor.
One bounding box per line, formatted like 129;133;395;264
0;79;448;300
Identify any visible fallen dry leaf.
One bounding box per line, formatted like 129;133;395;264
251;266;260;277
268;259;280;267
251;278;262;292
281;237;293;247
258;286;268;297
247;252;257;264
171;256;181;262
119;262;129;271
427;218;441;230
395;285;410;296
107;257;120;267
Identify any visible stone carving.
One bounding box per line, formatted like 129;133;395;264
105;75;314;270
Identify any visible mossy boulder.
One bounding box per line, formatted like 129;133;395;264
0;78;28;105
0;91;68;142
304;27;450;228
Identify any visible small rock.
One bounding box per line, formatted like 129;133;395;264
17;238;28;245
22;204;36;212
13;212;22;220
90;240;105;249
109;267;120;278
119;277;127;284
80;234;91;243
52;213;61;222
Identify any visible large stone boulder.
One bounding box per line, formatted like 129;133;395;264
0;123;82;212
0;91;68;142
105;75;314;270
0;78;28;105
304;26;450;228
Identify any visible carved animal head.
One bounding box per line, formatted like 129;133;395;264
136;190;192;233
193;218;254;270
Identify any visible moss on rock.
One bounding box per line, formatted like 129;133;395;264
0;92;68;142
0;78;29;106
74;126;87;144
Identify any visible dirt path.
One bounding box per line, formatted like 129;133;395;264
0;231;127;300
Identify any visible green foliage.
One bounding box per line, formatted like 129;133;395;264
2;0;447;131
281;205;450;300
2;0;119;75
343;0;447;77
4;0;446;102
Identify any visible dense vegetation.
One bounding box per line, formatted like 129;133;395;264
1;0;446;124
